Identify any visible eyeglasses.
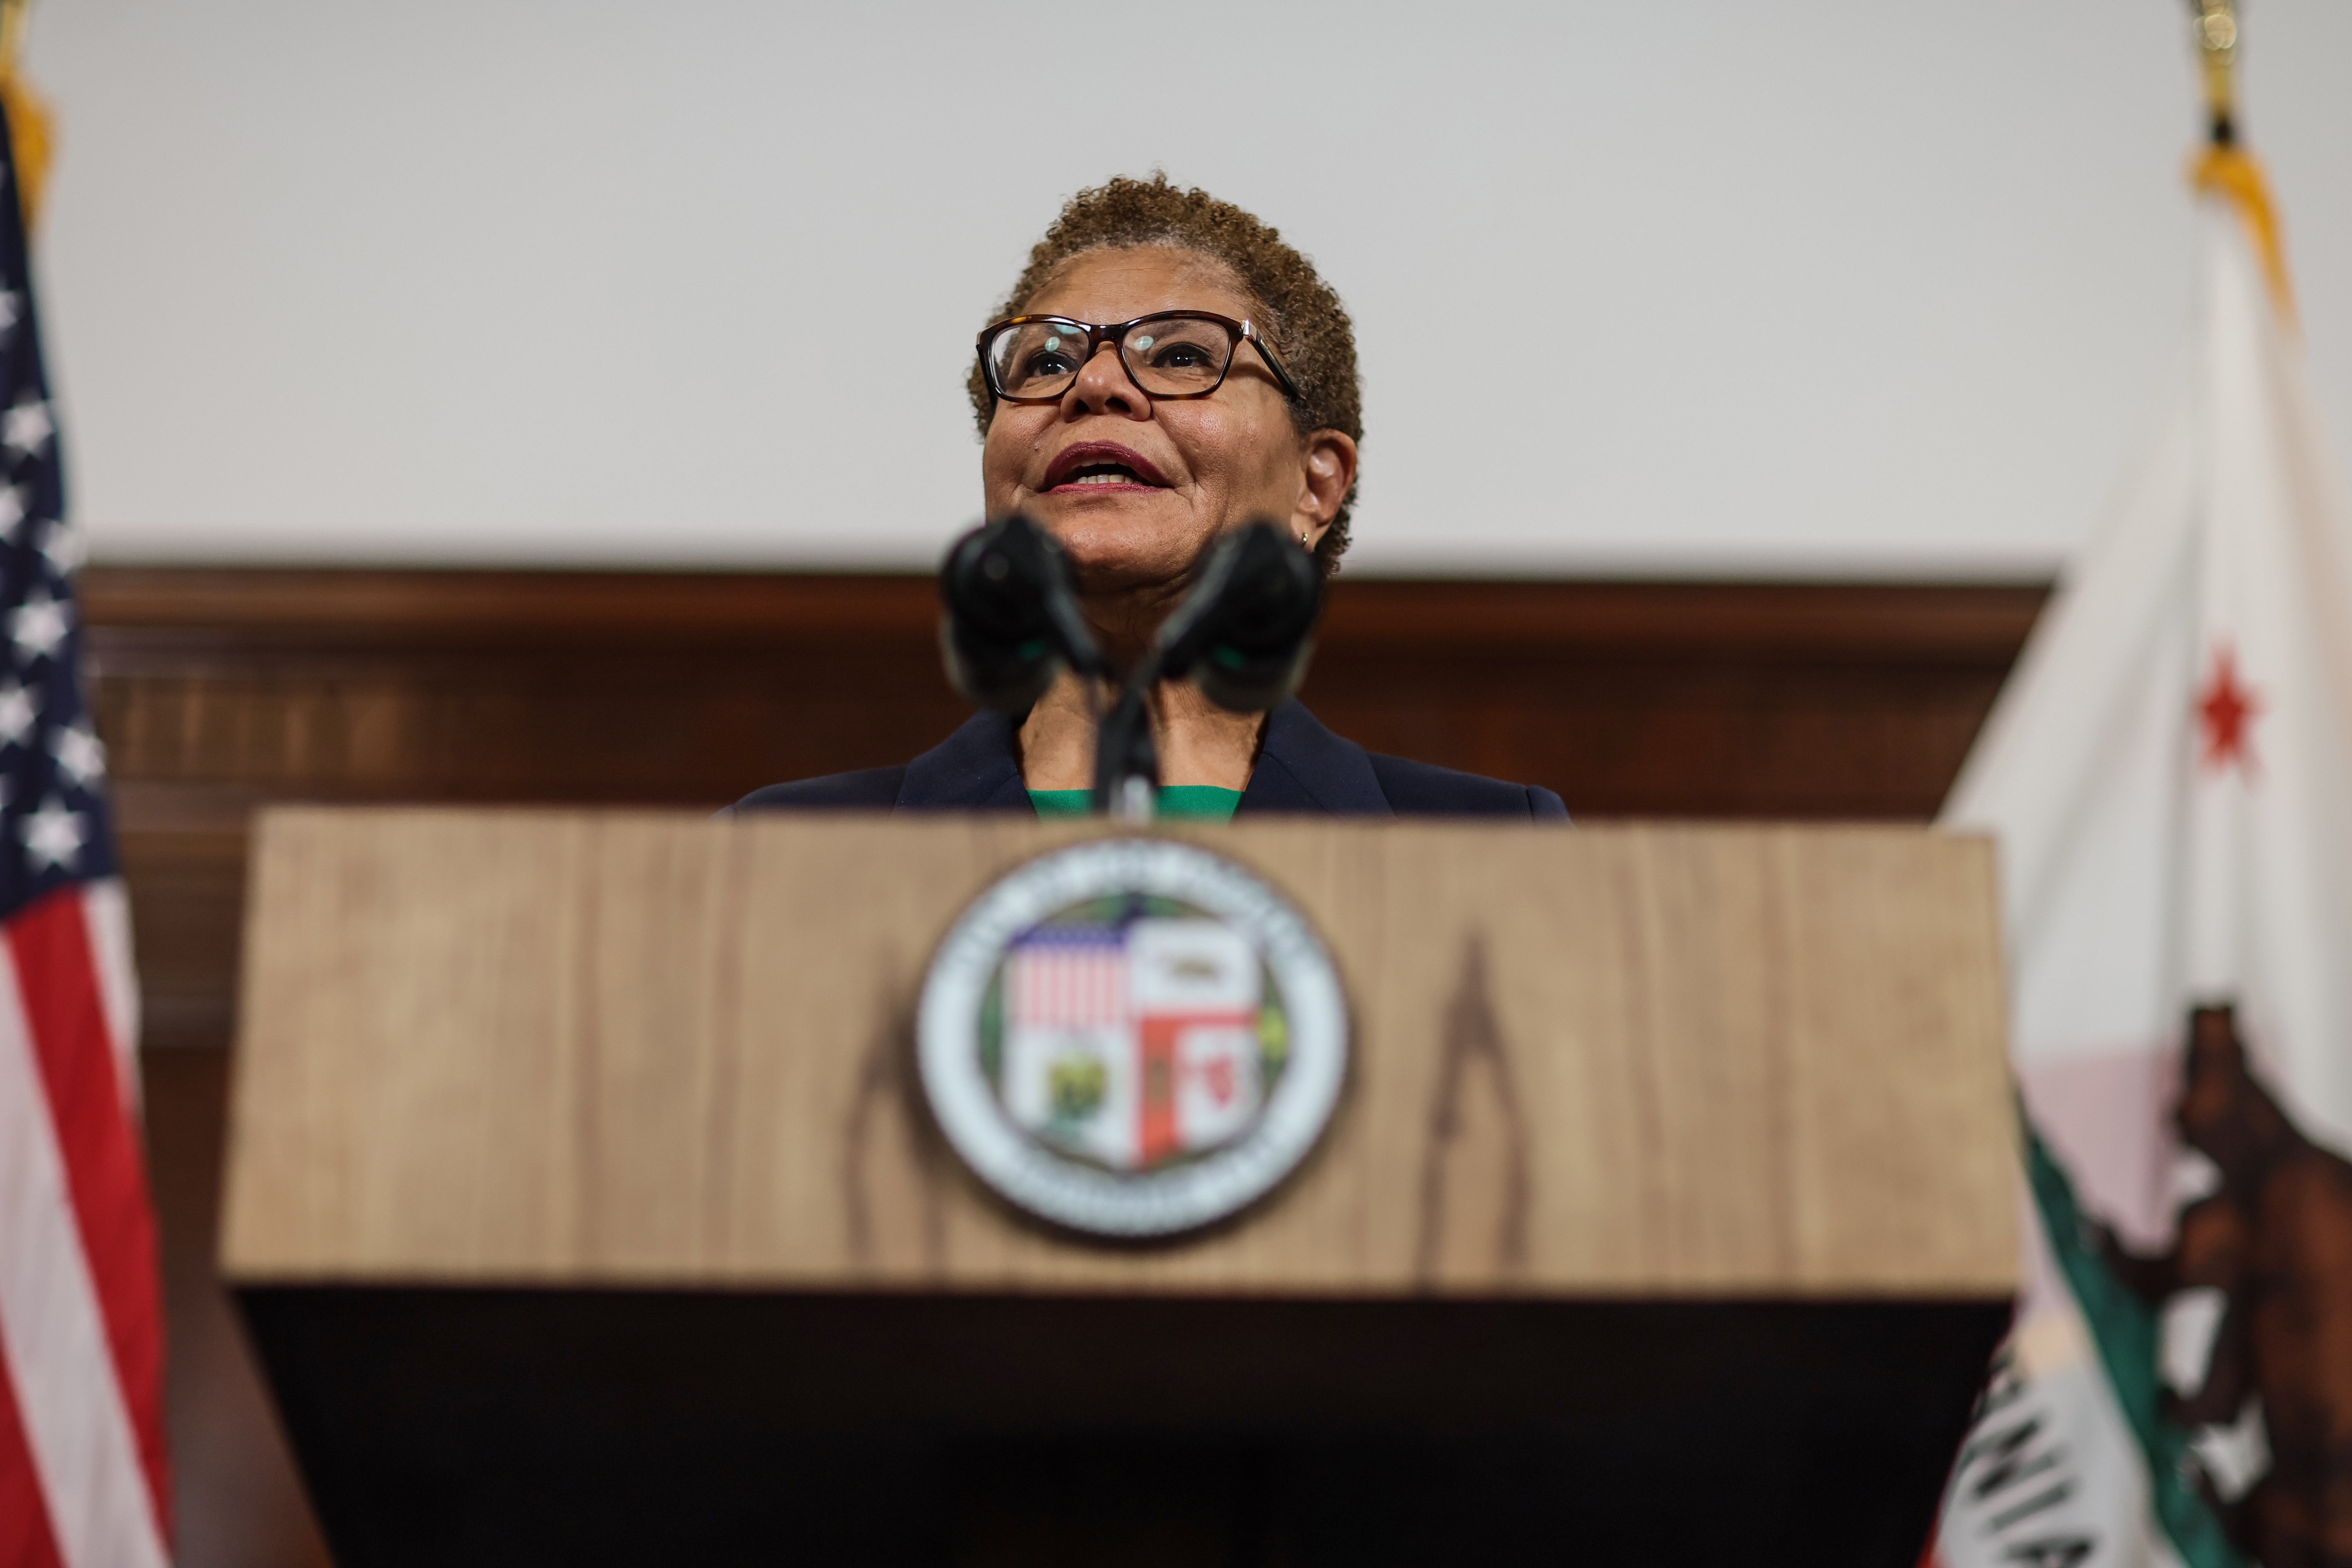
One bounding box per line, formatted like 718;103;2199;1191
976;311;1301;406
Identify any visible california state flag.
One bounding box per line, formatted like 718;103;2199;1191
1930;151;2352;1568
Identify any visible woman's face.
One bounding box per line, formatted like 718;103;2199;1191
980;247;1355;597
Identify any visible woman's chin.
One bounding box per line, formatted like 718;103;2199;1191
1039;500;1209;587
1033;489;1183;534
1032;485;1176;525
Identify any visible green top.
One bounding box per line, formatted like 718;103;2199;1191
1028;785;1243;823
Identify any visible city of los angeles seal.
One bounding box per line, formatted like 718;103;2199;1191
917;838;1348;1238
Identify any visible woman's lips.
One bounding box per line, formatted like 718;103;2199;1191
1042;441;1170;494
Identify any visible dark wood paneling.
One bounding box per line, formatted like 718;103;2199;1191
88;568;2043;814
245;1287;2001;1566
1303;579;2043;818
91;568;2043;1048
88;566;2045;1568
143;1047;332;1568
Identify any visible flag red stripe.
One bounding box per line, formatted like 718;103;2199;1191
0;1336;66;1568
1009;944;1137;1028
5;888;173;1546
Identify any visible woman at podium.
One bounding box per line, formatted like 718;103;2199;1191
736;176;1565;822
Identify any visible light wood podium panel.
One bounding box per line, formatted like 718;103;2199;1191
221;810;2017;1568
222;810;2014;1298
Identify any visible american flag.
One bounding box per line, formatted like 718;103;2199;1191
1007;929;1130;1030
0;90;173;1568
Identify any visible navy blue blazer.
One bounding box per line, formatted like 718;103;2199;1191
729;700;1568;819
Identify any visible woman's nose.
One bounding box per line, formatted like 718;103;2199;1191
1063;341;1149;419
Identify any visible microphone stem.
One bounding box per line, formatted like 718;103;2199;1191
1091;658;1164;818
1112;776;1156;824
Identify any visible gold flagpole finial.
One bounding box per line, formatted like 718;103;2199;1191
2192;0;2240;146
0;0;52;232
2184;0;2296;322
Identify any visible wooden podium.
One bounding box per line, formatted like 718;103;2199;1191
222;811;2017;1566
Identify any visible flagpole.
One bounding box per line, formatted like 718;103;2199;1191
2191;0;2239;146
2184;0;2295;321
0;0;49;232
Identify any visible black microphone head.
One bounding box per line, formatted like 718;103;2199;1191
939;513;1098;711
1156;520;1322;714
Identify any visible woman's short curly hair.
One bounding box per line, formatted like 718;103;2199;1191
970;173;1363;576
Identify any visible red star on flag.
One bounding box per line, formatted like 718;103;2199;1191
2196;641;2262;776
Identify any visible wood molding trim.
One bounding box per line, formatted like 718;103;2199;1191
84;567;2042;655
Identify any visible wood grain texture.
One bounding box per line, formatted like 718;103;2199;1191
222;811;2017;1298
105;571;2043;1566
87;567;2045;1049
85;568;2043;820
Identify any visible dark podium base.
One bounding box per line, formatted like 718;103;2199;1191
240;1287;2006;1567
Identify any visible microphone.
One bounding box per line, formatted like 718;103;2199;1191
938;514;1100;712
1153;519;1322;713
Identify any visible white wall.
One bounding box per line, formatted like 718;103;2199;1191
28;0;2352;576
